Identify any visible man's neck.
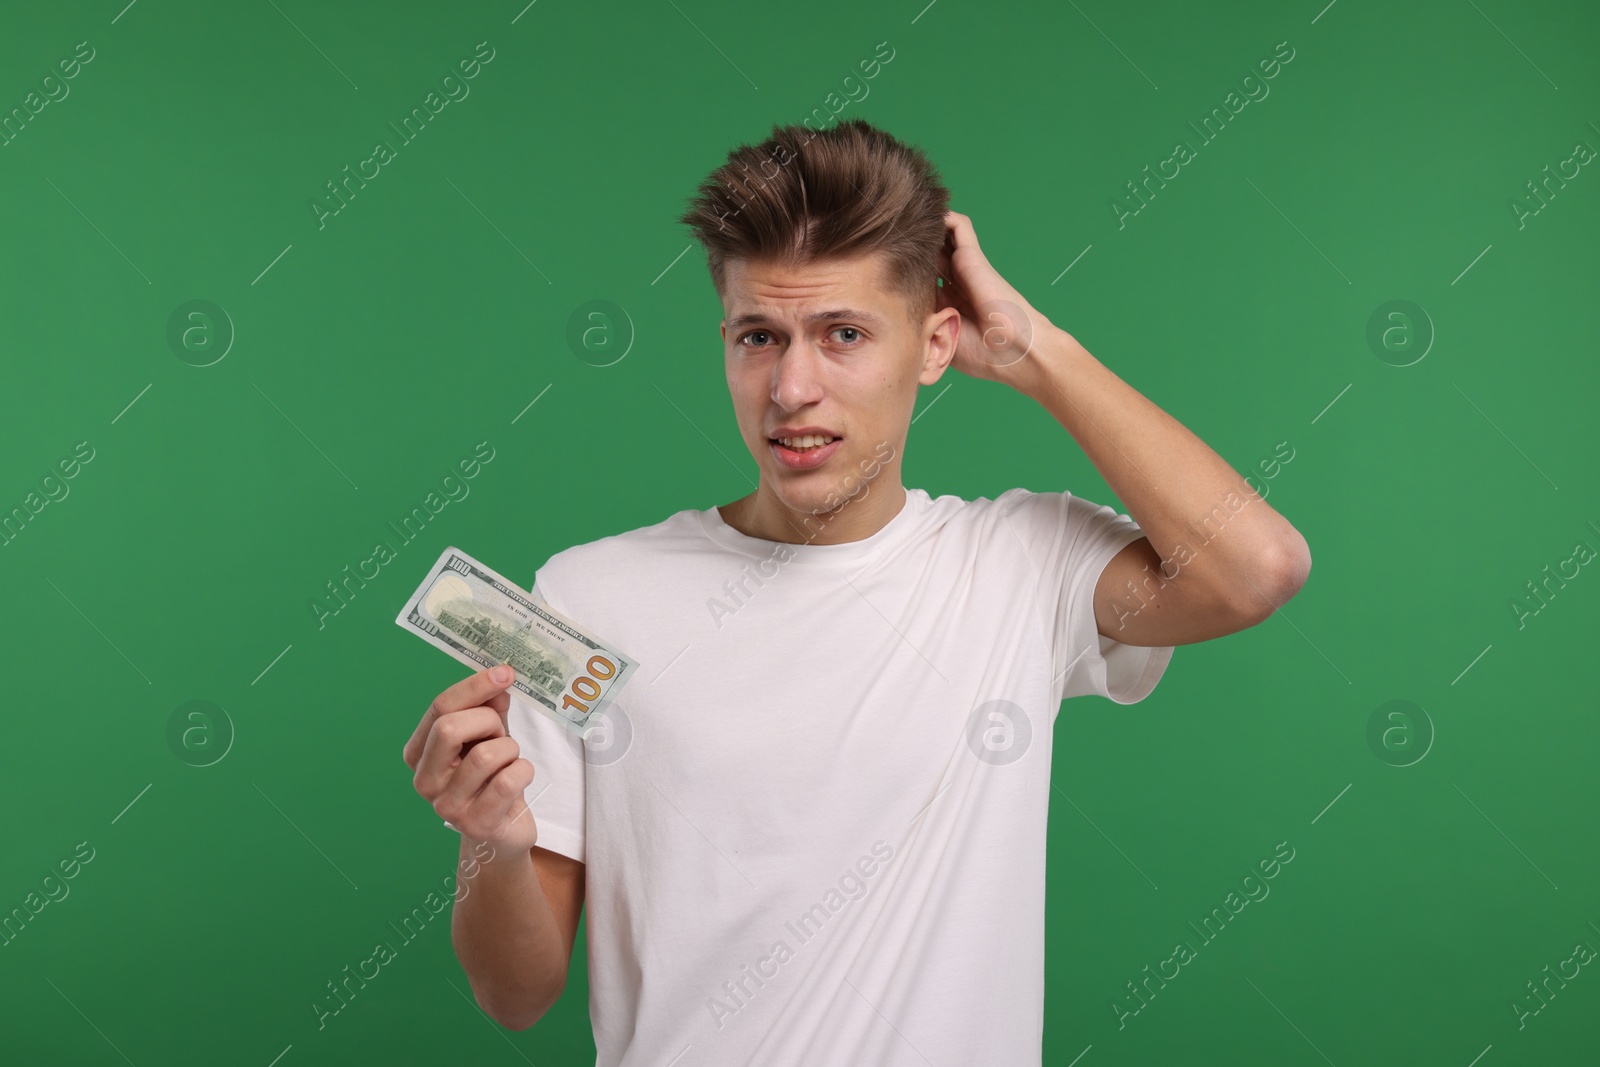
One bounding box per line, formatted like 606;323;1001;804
720;481;908;546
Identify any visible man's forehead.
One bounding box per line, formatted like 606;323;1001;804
724;304;890;331
722;253;895;327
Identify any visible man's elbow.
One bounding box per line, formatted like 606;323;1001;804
1244;535;1312;622
479;979;564;1032
1273;531;1313;600
1210;536;1308;627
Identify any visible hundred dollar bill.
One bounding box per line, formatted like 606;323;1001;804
395;545;636;740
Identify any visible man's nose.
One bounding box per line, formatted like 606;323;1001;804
771;343;826;409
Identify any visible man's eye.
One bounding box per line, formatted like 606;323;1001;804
736;327;862;347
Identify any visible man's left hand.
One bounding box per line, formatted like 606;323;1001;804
935;210;1063;394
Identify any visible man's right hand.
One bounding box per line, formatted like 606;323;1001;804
403;664;540;854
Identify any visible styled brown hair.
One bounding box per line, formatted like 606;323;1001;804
677;118;950;326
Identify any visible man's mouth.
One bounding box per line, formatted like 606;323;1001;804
768;432;844;469
774;434;838;453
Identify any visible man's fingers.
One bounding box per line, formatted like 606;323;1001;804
451;763;537;844
485;688;511;720
402;665;515;769
458;689;514;758
468;759;537;828
944;209;974;241
412;706;508;796
434;734;523;816
432;665;516;720
943;210;989;266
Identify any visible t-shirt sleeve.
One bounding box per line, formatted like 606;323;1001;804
996;487;1174;707
442;566;588;864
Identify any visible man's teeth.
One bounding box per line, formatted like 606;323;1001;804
778;435;837;450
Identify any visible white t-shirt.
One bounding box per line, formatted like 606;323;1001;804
506;485;1174;1066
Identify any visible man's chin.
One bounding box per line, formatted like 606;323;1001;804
764;483;823;512
768;479;859;520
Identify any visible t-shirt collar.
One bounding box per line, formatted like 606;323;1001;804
695;486;928;569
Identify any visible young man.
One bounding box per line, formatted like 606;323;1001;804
404;119;1310;1064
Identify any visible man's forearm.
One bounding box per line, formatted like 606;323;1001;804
452;837;568;1029
1018;325;1311;606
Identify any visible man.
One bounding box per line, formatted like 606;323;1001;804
403;118;1310;1065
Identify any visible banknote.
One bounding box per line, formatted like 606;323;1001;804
395;545;637;740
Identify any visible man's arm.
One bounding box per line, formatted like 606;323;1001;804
1022;332;1310;646
933;210;1311;647
453;840;585;1030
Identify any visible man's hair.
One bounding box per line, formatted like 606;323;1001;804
677;118;950;327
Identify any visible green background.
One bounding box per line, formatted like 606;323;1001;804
2;0;1597;1063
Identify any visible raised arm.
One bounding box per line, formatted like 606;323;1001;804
933;210;1311;647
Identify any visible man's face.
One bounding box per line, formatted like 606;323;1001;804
719;250;957;525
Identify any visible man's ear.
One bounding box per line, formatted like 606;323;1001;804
918;306;960;385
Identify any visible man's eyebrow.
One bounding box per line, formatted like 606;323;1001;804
725;308;886;331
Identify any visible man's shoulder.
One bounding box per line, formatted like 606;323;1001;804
927;485;1065;526
930;486;1129;551
534;505;706;591
929;485;1059;510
